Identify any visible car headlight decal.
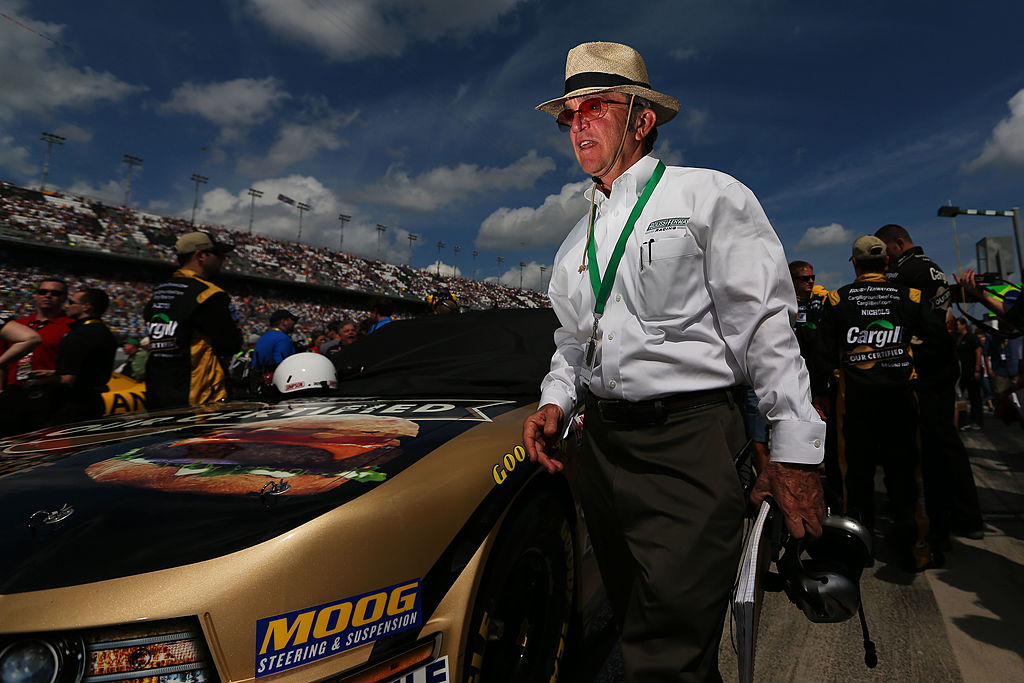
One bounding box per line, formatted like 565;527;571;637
0;618;215;683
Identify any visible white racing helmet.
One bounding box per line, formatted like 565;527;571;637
272;352;338;394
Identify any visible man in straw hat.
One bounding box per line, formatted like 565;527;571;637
523;41;825;680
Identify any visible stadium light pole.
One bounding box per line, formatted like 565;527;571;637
519;261;526;289
408;233;418;264
296;202;310;242
436;241;446;275
190;173;208;225
539;265;547;290
453;246;461;277
338;214;351;252
247;188;263;234
938;204;1024;279
39;132;65;193
121;154;143;207
472;250;479;280
497;256;504;279
376;224;388;260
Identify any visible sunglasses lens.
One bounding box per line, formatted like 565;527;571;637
579;99;607;121
556;99;609;132
36;289;63;296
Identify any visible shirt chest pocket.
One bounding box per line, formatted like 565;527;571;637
635;233;702;320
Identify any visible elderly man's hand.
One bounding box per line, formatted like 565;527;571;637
523;404;565;474
750;461;825;539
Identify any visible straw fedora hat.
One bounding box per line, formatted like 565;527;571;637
536;41;680;126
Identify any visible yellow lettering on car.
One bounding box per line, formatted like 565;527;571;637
259;611;315;655
311;602;353;639
492;445;528;485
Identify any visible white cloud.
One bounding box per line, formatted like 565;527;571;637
670;46;699;62
686;107;710;141
160;77;290;139
794;222;855;250
236;109;357;176
66;178;123;204
421;262;462;278
245;0;524;61
187;175;394;259
352;151;555;213
53;124;92;143
0;5;143;120
965;89;1024;172
0;133;34;176
498;260;551;291
476;180;589;250
655;140;684;166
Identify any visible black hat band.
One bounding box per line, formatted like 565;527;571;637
564;72;651;94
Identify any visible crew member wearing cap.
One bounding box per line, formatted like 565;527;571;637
119;337;148;381
253;309;298;370
876;224;984;547
143;231;243;410
521;41;825;680
815;236;944;572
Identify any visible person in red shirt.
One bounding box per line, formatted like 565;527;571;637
4;278;75;387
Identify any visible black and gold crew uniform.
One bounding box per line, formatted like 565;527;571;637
794;284;830;395
817;273;944;569
143;269;242;410
886;246;983;543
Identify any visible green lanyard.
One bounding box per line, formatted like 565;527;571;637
587;161;665;316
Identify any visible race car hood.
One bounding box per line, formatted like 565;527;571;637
0;397;524;594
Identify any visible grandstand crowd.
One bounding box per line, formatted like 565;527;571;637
0;180;549;344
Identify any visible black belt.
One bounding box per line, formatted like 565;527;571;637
587;388;737;427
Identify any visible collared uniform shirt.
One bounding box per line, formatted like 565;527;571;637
540;155;824;464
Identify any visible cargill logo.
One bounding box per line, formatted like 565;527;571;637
147;313;178;340
846;320;903;347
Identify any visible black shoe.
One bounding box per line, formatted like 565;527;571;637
903;548;945;573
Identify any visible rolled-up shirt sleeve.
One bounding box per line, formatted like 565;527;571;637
703;182;825;465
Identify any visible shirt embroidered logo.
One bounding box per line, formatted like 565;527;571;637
645;217;690;233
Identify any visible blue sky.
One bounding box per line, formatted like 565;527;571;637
2;0;1024;291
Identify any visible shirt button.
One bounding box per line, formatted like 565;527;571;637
609;380;617;389
615;294;622;302
607;332;614;341
813;439;822;448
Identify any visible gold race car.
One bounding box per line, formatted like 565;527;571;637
0;309;604;683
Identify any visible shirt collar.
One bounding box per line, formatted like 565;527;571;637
855;272;888;283
583;154;660;206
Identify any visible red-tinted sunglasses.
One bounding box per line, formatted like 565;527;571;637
556;98;630;132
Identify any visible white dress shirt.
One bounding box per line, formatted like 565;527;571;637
540;154;824;465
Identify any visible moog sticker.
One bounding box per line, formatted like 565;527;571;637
385;655;450;683
255;580;422;678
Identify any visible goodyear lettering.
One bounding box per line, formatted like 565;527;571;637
845;324;903;347
492;444;528;485
255;580;421;678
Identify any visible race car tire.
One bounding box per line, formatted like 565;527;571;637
462;493;574;683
